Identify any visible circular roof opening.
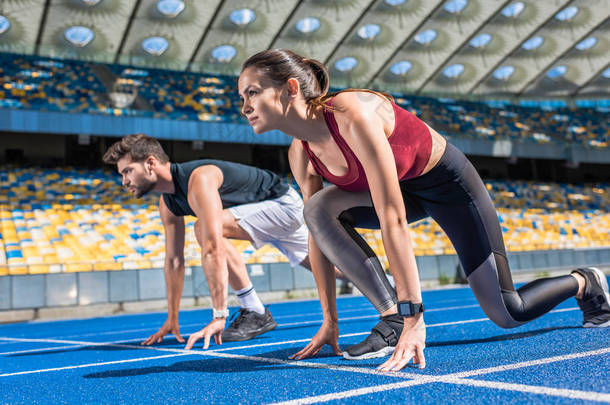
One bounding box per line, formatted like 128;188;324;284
230;9;256;27
602;67;610;79
501;2;525;18
296;17;320;34
0;15;10;35
443;64;464;78
414;29;437;45
522;36;544;50
575;37;597;51
81;0;103;5
546;65;567;79
470;33;491;48
142;37;169;56
157;0;185;17
64;26;95;47
211;45;237;63
390;61;412;76
493;66;515;80
357;24;381;40
444;0;468;14
555;6;578;21
335;57;358;72
384;0;406;6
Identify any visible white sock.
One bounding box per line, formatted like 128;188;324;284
235;284;265;314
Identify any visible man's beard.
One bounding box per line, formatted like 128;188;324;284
134;179;156;198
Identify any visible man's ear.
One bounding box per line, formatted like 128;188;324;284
146;156;156;170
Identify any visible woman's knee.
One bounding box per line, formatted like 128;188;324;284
304;188;340;228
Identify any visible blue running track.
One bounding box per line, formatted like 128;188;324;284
1;280;609;404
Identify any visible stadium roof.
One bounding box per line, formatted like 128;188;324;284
0;0;608;98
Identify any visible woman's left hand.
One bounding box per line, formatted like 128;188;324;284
377;315;426;372
289;321;342;360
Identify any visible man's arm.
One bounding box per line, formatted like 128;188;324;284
183;165;229;350
142;196;186;345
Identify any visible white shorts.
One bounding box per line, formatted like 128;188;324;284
228;187;309;267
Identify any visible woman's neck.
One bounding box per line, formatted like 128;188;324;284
279;103;330;143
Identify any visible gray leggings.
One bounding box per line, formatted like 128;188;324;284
304;143;578;328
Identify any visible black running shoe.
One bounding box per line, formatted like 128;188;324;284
343;314;403;360
221;308;278;342
572;267;610;328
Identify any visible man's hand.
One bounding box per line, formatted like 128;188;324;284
377;315;426;372
141;318;185;346
289;321;341;360
184;318;227;350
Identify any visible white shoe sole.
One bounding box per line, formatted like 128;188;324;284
343;346;395;360
583;267;610;328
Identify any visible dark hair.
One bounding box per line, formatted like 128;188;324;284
242;49;394;109
102;133;169;165
242;49;330;110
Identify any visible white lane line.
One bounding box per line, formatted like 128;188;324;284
443;377;610;403
276;305;484;327
7;302;482;342
0;307;578;357
0;336;180;357
270;380;425;404
0;352;193;378
268;347;610;404
443;347;610;379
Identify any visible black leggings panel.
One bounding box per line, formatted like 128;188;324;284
304;142;578;328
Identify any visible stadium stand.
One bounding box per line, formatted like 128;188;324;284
0;52;608;148
0;166;607;276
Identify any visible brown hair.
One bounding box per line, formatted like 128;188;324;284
102;133;169;165
242;49;330;110
242;49;394;110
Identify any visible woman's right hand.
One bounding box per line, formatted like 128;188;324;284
289;321;342;360
377;314;426;372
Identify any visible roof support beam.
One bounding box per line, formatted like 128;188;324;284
570;63;610;97
515;18;609;97
366;1;446;88
466;0;571;95
186;0;226;71
114;0;143;64
323;0;378;66
415;0;512;95
34;0;52;55
268;1;304;49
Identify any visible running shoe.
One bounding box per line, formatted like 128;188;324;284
221;308;278;342
572;267;610;328
343;313;403;360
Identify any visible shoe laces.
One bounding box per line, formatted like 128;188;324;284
227;308;249;329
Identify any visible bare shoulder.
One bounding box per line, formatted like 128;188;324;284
333;91;393;126
333;91;389;111
288;138;304;157
332;92;394;139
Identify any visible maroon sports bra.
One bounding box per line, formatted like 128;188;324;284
302;97;433;192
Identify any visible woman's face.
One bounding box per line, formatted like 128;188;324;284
238;67;286;134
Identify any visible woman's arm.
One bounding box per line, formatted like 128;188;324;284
334;92;426;371
288;139;342;359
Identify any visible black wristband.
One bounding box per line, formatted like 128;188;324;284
397;301;425;317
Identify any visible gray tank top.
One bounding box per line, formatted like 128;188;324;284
162;159;289;217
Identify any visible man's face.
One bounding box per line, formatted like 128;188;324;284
117;156;156;198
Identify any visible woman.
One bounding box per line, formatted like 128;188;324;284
237;49;610;372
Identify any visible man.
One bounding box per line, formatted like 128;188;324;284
103;134;344;350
